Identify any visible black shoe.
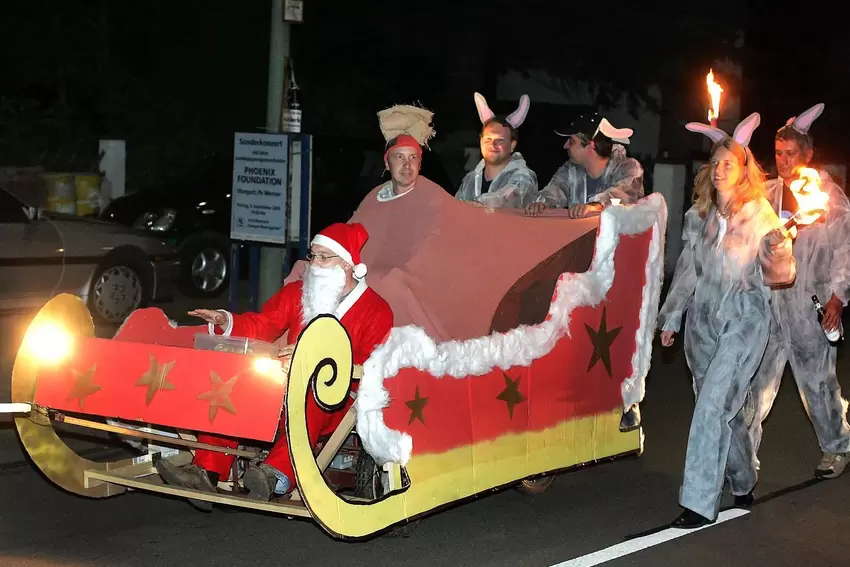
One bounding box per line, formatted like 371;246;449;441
733;491;754;508
671;508;714;529
619;404;641;432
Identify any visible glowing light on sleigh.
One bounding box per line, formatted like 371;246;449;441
3;194;668;540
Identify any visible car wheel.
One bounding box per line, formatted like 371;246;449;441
179;232;230;298
88;256;151;326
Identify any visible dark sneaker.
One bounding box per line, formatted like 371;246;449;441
243;463;278;502
733;491;754;509
671;508;714;529
155;460;216;512
815;452;849;479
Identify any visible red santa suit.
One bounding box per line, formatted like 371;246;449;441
193;227;393;491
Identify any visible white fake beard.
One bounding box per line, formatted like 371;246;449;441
301;264;347;326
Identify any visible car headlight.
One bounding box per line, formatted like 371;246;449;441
133;208;177;232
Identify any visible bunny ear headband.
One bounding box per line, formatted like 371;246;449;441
685;112;761;148
554;114;633;144
474;92;530;128
594;118;633;144
782;102;824;135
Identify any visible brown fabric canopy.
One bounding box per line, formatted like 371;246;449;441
286;177;597;343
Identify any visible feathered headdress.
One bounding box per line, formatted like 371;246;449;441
377;104;436;147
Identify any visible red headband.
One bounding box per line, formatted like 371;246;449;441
384;134;422;163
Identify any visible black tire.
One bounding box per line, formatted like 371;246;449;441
178;232;230;298
515;475;556;496
88;252;153;327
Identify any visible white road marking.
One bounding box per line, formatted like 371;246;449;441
549;508;750;567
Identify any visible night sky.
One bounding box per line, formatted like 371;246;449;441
1;0;846;193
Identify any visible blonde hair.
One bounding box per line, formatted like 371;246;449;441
693;137;766;218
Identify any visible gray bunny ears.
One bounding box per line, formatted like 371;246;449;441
783;103;824;135
474;92;530;128
685;112;761;147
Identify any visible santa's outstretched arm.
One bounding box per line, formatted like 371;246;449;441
213;284;297;343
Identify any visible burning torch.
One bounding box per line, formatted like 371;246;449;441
781;167;830;233
706;69;723;128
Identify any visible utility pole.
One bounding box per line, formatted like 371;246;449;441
258;0;291;305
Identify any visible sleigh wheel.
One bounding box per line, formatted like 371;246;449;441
515;475;556;495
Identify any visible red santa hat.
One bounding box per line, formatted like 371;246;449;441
311;222;369;279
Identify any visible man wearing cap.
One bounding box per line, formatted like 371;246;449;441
155;222;394;507
749;103;850;479
455;92;539;208
525;113;644;219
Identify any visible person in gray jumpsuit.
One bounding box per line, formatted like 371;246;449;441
526;113;644;219
658;113;797;528
749;103;850;479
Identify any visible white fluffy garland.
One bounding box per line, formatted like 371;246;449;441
355;194;668;466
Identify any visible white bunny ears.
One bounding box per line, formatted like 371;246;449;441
783;103;824;135
685;112;761;147
474;92;530;128
595;118;633;144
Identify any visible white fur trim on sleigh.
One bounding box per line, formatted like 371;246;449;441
355;194;669;466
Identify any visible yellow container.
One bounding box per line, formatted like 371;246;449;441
45;173;76;214
75;174;101;216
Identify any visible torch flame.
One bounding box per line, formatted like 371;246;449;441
706;69;723;124
788;167;829;226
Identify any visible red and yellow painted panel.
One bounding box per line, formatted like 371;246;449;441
32;317;288;443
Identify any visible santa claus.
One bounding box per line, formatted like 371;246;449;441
155;222;394;509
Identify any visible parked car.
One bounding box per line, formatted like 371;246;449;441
0;186;180;326
100;136;456;297
101;157;233;299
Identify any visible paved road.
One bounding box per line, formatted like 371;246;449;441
0;297;848;566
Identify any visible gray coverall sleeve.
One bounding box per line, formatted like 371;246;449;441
477;169;539;209
758;205;796;287
658;207;701;332
825;181;850;304
455;172;477;201
588;159;645;206
534;165;570;208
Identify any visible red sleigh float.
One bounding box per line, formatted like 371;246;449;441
5;193;667;539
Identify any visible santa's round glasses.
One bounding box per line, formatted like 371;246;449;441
306;252;340;263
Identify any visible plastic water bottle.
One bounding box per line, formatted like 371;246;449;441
812;295;843;345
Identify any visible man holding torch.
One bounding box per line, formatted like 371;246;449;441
749;103;850;479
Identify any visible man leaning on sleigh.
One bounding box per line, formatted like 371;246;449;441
156;222;394;510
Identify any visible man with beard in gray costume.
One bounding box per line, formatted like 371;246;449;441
749;103;850;479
